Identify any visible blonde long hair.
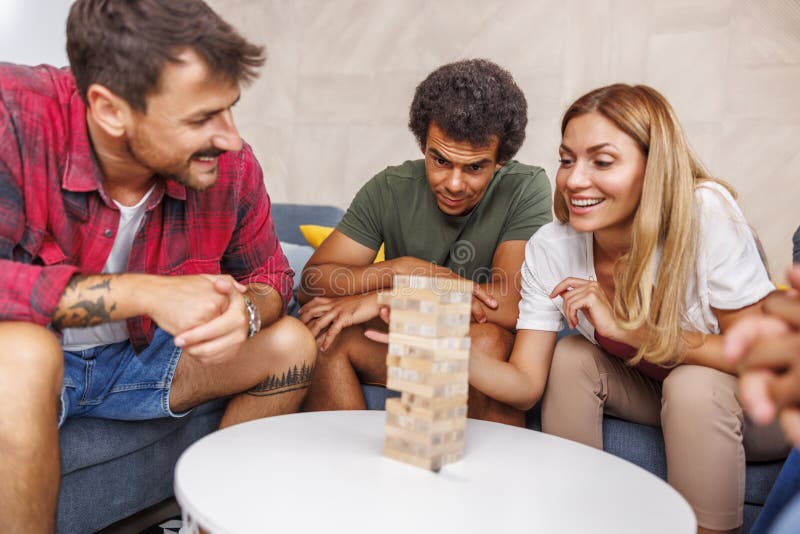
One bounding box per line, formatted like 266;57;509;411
554;84;734;366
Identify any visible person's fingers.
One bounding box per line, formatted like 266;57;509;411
739;369;778;425
213;277;235;293
320;316;351;352
560;284;593;329
560;290;578;329
233;280;248;293
550;277;591;299
779;408;800;449
309;310;337;338
299;297;330;311
763;290;800;330
472;285;497;309
175;301;245;347
471;299;487;324
364;329;389;344
766;364;800;411
738;333;800;371
298;303;331;325
378;306;391;324
724;315;789;362
183;331;243;365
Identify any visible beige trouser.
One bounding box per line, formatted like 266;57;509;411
541;335;789;530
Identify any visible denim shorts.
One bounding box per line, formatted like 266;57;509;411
58;328;189;427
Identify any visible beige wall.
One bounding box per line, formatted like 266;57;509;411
210;0;800;281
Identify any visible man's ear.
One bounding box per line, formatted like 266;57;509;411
85;84;133;139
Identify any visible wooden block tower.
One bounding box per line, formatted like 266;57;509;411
378;275;472;472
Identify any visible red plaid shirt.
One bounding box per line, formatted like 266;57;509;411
0;63;292;350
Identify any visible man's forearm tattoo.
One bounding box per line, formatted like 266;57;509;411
247;361;315;397
52;274;118;330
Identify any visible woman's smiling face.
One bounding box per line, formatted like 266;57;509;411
556;111;647;236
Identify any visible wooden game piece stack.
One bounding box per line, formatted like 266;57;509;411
378;275;472;472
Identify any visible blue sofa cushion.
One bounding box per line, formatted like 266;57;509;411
272;203;345;246
281;241;315;316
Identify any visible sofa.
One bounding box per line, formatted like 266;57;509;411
56;203;784;532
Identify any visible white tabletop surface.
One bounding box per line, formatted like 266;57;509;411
175;410;695;533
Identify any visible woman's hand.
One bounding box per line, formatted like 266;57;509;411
550;277;638;345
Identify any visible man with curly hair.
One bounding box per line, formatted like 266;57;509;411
298;59;552;425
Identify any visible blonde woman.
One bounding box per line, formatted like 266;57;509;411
465;84;788;533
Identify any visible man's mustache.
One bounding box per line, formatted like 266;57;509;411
191;148;226;159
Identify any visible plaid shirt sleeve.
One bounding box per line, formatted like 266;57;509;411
221;147;294;311
0;96;79;325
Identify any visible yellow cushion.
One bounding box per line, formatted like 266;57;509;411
299;225;385;263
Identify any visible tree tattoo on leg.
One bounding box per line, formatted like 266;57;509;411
247;361;315;397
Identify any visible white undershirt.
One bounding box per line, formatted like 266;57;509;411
61;185;156;351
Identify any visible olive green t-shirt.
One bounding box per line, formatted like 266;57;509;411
336;159;552;281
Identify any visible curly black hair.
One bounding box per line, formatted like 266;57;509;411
409;59;527;163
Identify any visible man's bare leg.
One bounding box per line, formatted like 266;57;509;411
302;319;388;411
169;316;318;428
467;323;525;427
0;322;63;533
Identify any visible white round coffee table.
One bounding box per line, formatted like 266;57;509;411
175;410;695;533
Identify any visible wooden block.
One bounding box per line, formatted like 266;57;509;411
390;308;471;326
383;433;464;457
385;398;467;434
385;411;466;435
382;444;464;472
386;376;468;398
400;392;469;411
379;276;474;307
386;300;472;316
389;321;469;338
387;367;468;387
384;423;464;447
388;333;470;352
393;275;473;295
385;397;468;425
387;342;468;362
388;307;471;338
386;355;468;375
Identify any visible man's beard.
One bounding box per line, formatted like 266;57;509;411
125;139;225;192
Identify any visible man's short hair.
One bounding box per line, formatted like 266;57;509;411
409;59;528;164
66;0;266;111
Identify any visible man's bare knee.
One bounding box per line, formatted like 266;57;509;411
470;323;514;362
317;324;364;364
257;316;317;369
0;322;63;395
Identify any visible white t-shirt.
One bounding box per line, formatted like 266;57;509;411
62;186;156;351
516;182;774;343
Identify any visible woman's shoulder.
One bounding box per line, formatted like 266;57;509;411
694;180;741;216
526;221;589;273
694;180;752;238
530;220;583;245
